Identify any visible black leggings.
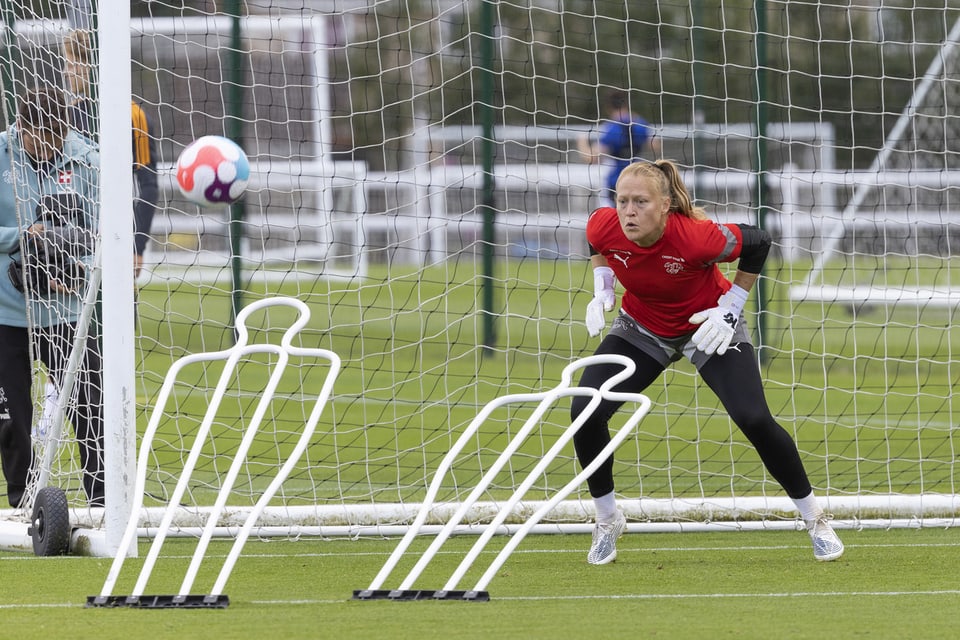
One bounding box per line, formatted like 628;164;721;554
570;335;812;500
0;323;104;506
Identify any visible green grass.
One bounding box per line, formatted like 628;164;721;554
115;256;960;506
6;255;960;508
3;528;959;639
3;255;960;637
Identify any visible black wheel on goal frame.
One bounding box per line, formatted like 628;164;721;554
29;486;71;556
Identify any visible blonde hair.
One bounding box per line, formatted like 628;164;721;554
616;160;708;220
63;29;94;97
63;30;91;64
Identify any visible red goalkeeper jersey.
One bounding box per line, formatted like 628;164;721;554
586;207;743;337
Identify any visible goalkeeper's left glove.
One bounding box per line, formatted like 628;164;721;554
688;284;749;355
585;266;616;337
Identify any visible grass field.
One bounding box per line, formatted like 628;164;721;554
3;527;959;639
116;257;960;510
2;256;959;639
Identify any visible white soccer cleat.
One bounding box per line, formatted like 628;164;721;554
587;509;626;565
806;515;844;561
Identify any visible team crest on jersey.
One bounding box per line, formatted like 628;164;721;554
58;170;73;186
2;169;11;184
662;254;686;275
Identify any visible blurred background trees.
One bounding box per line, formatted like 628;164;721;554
7;0;959;170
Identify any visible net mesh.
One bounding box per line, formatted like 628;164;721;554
0;2;957;539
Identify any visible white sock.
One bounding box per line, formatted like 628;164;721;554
792;492;824;523
593;492;618;523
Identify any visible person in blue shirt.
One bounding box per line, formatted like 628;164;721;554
0;85;104;507
579;89;661;207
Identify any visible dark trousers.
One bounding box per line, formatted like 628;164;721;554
0;322;104;507
571;335;813;501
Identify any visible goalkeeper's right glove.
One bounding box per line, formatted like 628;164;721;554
585;266;616;337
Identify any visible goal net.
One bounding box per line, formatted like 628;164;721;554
792;14;960;307
2;2;958;556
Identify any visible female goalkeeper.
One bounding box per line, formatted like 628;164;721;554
572;159;843;565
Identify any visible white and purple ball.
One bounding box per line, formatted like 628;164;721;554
175;135;250;207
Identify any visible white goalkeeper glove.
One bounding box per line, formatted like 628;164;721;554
585;266;616;337
688;284;749;355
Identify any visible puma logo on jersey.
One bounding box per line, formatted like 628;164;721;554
610;252;630;268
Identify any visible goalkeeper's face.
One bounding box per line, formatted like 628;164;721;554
615;174;671;248
19;122;65;163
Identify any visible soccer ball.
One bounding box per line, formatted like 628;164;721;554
175;135;250;207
